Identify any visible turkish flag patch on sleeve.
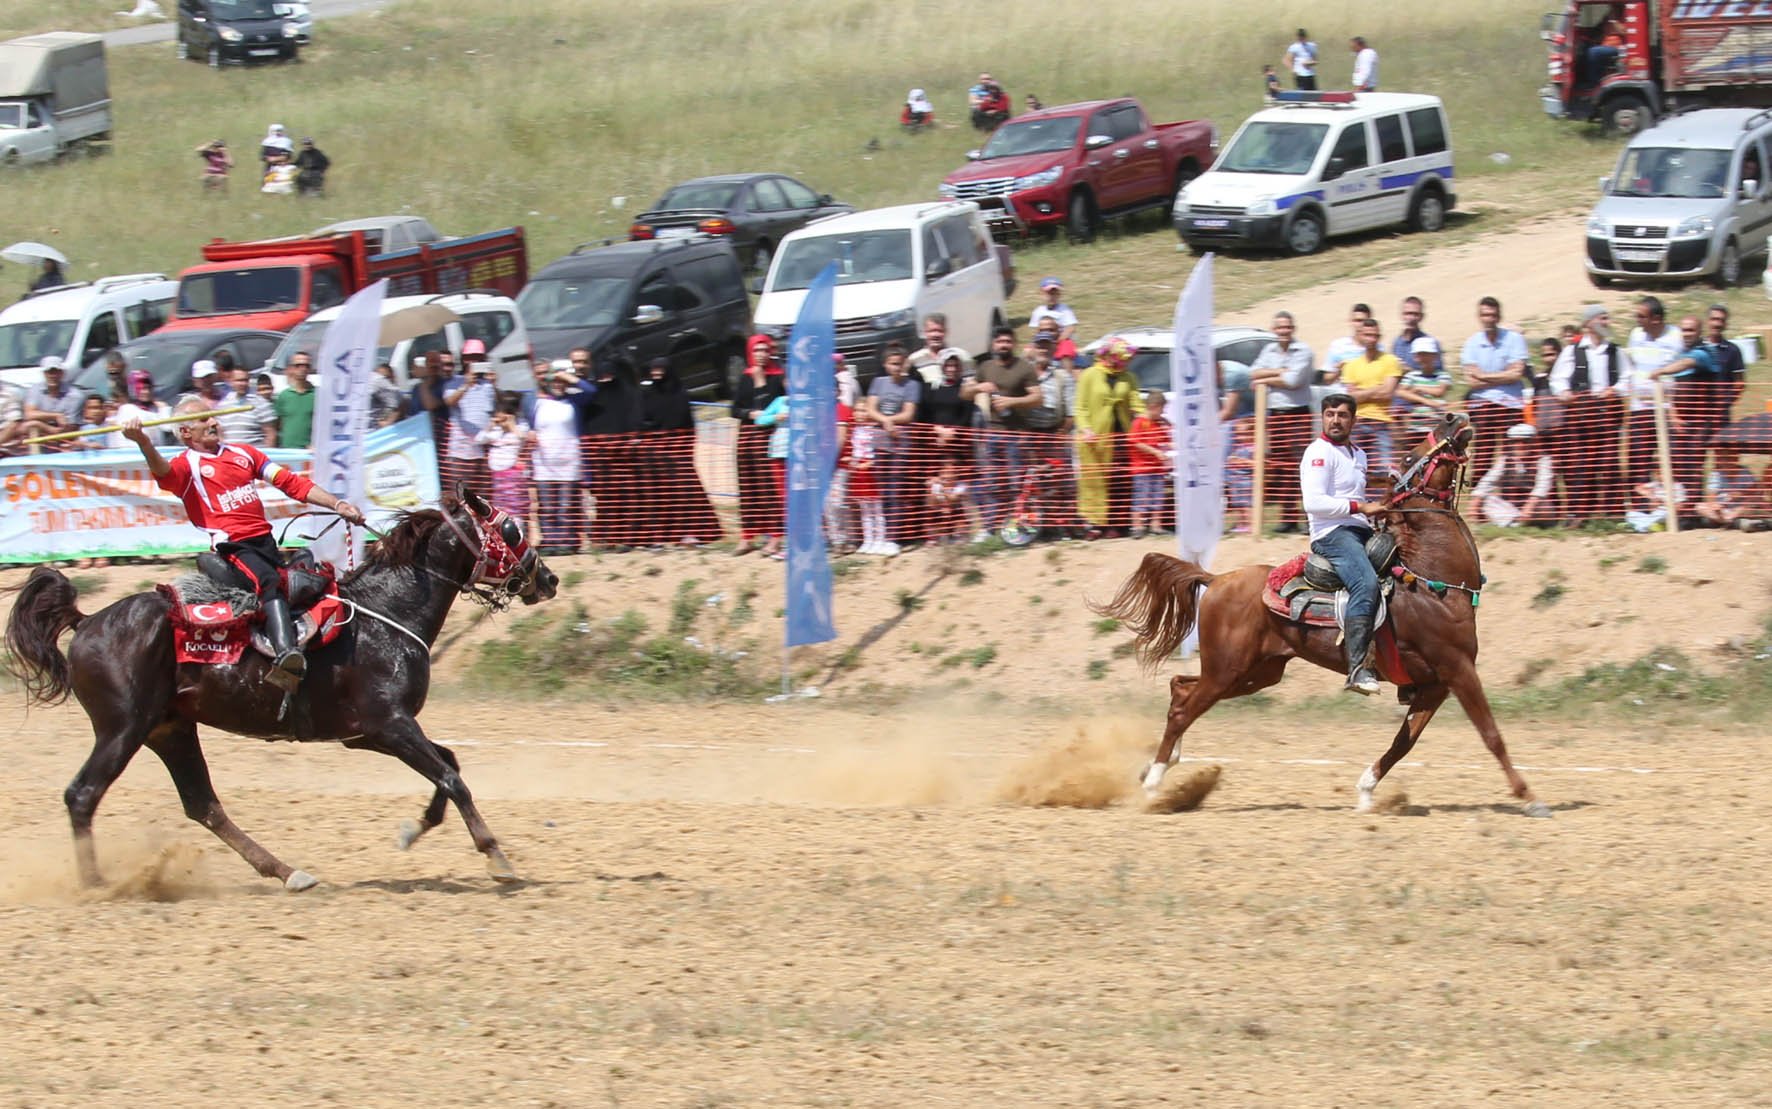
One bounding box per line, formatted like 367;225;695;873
1311;457;1326;466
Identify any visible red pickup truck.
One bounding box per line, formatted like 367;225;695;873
160;225;529;334
939;98;1217;241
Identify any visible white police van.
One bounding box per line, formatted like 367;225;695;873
1174;92;1456;256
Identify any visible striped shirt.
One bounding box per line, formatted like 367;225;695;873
216;390;278;445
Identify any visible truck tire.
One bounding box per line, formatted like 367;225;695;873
1587;271;1613;288
1711;239;1743;288
1066;191;1096;244
1408;188;1447;233
1601;95;1652;136
1283;210;1324;256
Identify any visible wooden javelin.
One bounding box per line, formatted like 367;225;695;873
22;405;254;446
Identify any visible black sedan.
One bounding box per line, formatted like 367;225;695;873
628;173;853;275
75;329;286;401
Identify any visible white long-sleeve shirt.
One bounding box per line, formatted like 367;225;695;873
1300;435;1370;539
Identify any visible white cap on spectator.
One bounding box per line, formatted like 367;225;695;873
1410;335;1440;355
38;355;64;372
191;360;218;378
1506;423;1537;440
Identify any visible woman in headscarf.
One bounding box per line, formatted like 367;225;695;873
919;347;978;471
259;123;294;176
730;334;785;555
1074;337;1139;536
636;358;723;547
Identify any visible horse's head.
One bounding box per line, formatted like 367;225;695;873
1390;411;1472;505
449;483;558;606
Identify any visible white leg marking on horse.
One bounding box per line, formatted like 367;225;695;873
1355;767;1378;812
396;819;424;850
284;869;318;893
1141;763;1168;792
1523;800;1553;819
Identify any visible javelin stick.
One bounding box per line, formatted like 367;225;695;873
21;405;254;446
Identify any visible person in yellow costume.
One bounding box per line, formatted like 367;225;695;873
1075;337;1139;532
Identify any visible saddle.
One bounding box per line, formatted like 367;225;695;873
1260;531;1400;630
159;551;347;667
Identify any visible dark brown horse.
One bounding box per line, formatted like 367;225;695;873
3;488;560;891
1095;411;1548;816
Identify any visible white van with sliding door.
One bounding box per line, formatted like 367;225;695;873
1174;92;1457;256
0;274;178;388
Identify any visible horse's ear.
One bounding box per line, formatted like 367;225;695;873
460;482;490;517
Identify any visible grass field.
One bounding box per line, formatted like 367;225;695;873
4;0;1623;330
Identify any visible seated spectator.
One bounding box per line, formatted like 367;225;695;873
294;137;330;196
1028;277;1078;342
1694;446;1768;530
1024;93;1044;113
1473;424;1555;528
901;88;935;131
969;74;1010;131
926;458;980;544
1626;475;1687;533
1;382;52;453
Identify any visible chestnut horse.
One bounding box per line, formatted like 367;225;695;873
1095;411;1548;816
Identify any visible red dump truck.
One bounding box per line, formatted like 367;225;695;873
1541;1;1772;133
160;224;528;334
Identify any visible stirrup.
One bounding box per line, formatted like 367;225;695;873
1344;668;1381;696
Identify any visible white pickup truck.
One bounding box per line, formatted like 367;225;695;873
0;32;110;165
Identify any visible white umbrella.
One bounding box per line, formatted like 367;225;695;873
378;303;460;345
2;241;69;266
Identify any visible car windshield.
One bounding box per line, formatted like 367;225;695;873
1127;351;1173;391
211;0;280;17
978;117;1083;159
269;317;394;370
655;182;741;211
0;104;24;129
516;276;630;329
0;319;76;368
68;336;210;397
178;268;302;316
1610;146;1733;198
1219;121;1329;175
771;230;914;290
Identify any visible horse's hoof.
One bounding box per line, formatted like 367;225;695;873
1522;800;1553;819
486;851;518;884
1139;763;1167;792
396;819;424;850
284;869;319;892
1355;792;1374;814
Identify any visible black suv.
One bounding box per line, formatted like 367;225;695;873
176;0;300;68
517;237;753;396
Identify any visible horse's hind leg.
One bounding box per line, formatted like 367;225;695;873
145;723;315;891
64;727;149;888
351;721;516;882
1142;656;1288;793
395;746;460;851
1356;684;1447;813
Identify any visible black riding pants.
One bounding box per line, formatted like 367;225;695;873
217;534;287;603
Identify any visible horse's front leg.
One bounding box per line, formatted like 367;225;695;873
1444;662;1549;818
349;720;517;881
396;747;461;850
1356;684;1447;812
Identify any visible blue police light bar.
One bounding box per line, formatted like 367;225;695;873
1270;90;1357;104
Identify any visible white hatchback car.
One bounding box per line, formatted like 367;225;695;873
0;274;178;388
267;290;532;390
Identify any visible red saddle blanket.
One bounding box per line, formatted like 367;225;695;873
158;581;347;666
1259;553;1408;685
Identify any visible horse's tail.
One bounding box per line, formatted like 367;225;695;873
3;565;86;707
1091;552;1216;674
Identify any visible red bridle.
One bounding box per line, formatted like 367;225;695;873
440;504;532;591
1387;427;1470;507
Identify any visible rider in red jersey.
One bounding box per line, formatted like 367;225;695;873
122;399;364;685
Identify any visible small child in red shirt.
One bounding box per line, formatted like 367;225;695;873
1126;390;1173;538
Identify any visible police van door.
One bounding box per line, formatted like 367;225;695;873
1321;119;1381;236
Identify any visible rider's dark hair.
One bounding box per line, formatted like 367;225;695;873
1321;392;1356;415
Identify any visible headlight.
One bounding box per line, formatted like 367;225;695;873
870;309;915;331
937;182;957;198
1245;198;1278;217
1586;215;1608;236
219;27;243;41
1674;215;1714;237
283;21;301;36
1011;166;1063;191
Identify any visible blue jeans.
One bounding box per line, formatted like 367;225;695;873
977;430;1026;529
1310;525;1379;624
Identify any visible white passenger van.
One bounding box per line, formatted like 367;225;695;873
1174;92;1456;256
0;274;177;387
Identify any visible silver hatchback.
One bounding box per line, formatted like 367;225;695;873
1585;107;1772;288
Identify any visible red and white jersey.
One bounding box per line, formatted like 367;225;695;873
155;444;315;546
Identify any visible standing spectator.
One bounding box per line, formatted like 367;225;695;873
1459;296;1530;479
441;342;497;502
1032;316;1078;371
1340;318;1405;476
1024;346;1079;536
217;366;278;446
410;350;454;461
908;313;950;385
294;137;330;196
516;357;551;424
972;326;1042;531
1028;277;1078;342
731;335;786;555
1248;310;1315;533
1684;303;1749;485
180;360;226;409
25;356;85;439
826;385;857;553
259;123;294;176
196;139;232;191
531;367;594;553
30;257;67;295
476;393;531;520
1473;424;1555;527
74;394;110;451
1074;336;1138;536
98;351;129;404
1321;303;1372;382
832;352;860;410
863;342;924;544
1350;36;1379;92
921;347;981;472
1283;28;1320;90
110;370;174;448
1645;316;1718;497
1393;335;1451;452
1392;296;1429;370
369;361;405;427
1623;295;1685;486
275;353;317;449
579;352;641;550
636;358;722;546
1548;304;1630;523
1126;390;1172;538
1224;419;1256;533
846;416;889;555
253;372;275;404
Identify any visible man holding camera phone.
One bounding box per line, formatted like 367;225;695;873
441;338;498;501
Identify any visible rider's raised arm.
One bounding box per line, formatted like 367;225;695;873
120;414;172;478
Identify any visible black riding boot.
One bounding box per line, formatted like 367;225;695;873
1342;615;1381;696
262;596;305;689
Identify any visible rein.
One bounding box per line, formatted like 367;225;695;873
1381;428;1485;607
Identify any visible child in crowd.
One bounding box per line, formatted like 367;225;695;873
847;419;893;556
926;459;979;544
1694;446;1769;530
1394;335;1450;452
1263;64;1282;97
476;392;531;520
825;398;856;553
1126;390;1172;539
1626;476;1687;533
1224;417;1256;534
74;394;110;453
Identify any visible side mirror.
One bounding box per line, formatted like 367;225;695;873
1743;178;1760;198
1085;134;1113;150
1324;155;1346;181
1599;175;1612;194
817;193;833;205
965;149;982;161
631;304;664;325
924;257;952;282
748;275;765;295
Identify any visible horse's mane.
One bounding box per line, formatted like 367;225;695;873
343;508;450;582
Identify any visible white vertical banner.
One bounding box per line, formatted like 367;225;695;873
305;278;387;569
1170;255;1220;660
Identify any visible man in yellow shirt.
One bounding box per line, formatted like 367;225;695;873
1075;337;1139;534
1333;317;1404;476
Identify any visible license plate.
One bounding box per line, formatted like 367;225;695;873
656;227;694;239
1192;218;1231;230
1615;248;1661;263
249;48;280;56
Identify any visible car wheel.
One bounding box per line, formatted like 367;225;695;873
1712;239;1742;288
1166;163;1199;220
1601;94;1652;136
1;149;18;167
1408;189;1446;233
176;38;189;61
1284;210;1324;256
1066;192;1096;244
207;44;221;69
751;239;773;277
